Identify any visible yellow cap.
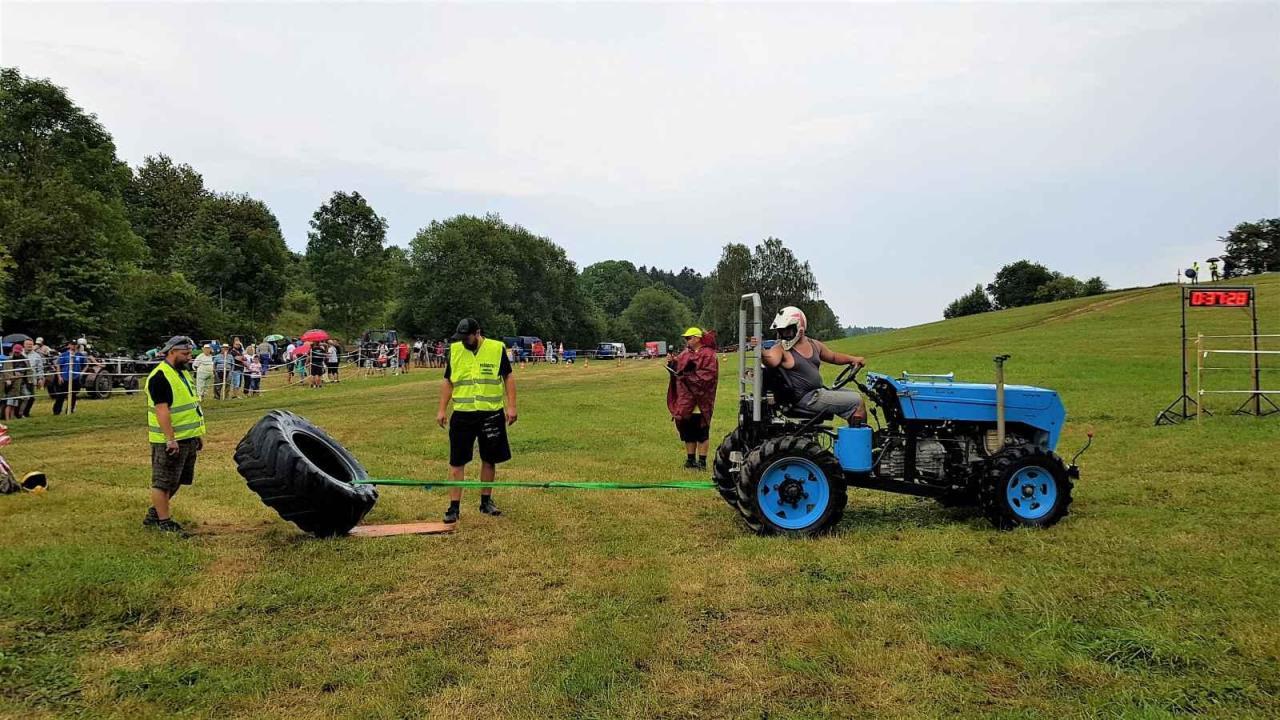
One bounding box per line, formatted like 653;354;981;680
682;327;703;338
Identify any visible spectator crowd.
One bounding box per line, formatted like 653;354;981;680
0;337;95;418
1;328;677;418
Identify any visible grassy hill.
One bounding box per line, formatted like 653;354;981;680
2;276;1278;719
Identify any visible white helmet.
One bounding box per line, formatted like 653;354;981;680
769;306;807;350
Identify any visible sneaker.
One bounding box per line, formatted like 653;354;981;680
142;507;159;527
479;498;502;516
153;518;186;535
684;458;699;470
697;459;708;471
443;506;460;524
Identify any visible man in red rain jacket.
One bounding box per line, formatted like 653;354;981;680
666;327;719;470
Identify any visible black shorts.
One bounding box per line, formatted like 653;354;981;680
151;437;202;492
449;410;511;467
676;414;710;443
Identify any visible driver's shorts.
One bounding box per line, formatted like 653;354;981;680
800;389;864;420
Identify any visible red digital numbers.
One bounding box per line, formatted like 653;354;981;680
1188;290;1252;308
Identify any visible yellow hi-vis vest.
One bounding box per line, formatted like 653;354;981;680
146;361;207;444
449;338;506;411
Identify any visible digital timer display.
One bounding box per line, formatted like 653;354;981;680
1187;290;1252;308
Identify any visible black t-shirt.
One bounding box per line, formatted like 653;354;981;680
443;346;512;381
309;345;326;364
148;371;174;406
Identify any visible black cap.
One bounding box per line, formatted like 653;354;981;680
452;318;481;340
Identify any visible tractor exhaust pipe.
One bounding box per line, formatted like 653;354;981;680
994;354;1010;449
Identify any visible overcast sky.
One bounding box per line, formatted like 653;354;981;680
3;2;1277;327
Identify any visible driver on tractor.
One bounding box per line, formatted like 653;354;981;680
760;306;867;425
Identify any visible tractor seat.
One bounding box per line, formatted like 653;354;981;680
762;364;834;423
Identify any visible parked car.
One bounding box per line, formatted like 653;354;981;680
595;342;627;359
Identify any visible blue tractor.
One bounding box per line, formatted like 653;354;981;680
712;294;1087;536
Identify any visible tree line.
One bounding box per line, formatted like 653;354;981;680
0;68;291;348
0;68;842;351
944;219;1279;321
944;261;1108;319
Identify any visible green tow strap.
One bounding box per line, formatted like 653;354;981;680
357;477;717;491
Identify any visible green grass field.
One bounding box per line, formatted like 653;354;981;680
3;276;1278;719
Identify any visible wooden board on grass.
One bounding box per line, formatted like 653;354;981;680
349;522;456;537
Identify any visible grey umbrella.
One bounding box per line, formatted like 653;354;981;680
2;333;32;346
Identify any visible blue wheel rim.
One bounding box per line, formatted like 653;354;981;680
757;457;831;530
1005;465;1057;521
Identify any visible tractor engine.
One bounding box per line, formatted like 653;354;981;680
879;436;949;483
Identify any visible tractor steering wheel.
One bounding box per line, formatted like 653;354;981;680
831;362;863;390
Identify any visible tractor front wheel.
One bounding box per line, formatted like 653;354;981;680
980;445;1073;530
736;436;847;536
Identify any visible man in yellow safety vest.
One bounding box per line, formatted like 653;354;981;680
436;318;517;524
144;335;206;534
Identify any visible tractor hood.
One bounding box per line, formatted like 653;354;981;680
866;372;1066;450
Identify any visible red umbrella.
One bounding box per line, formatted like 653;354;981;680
301;329;330;342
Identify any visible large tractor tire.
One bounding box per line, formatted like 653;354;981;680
980;445;1073;530
234;410;378;537
121;375;140;394
735;435;847;537
710;429;745;508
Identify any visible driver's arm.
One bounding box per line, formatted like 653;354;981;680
760;342;784;368
816;341;864;367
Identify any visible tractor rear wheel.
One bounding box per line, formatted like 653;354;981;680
711;429;744;507
980;445;1073;529
736;435;847;536
234;410;378;537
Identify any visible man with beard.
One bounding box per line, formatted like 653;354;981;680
144;336;207;534
436;318;517;524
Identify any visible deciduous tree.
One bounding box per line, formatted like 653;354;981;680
399;214;601;346
986;260;1056;309
305;191;391;336
1033;275;1087;303
944;285;994;319
0;68;145;341
799;299;842;339
579;260;648;317
125;154;207;268
119;271;228;345
700;243;752;335
749;237;820;320
1219;218;1279;275
178;193;288;331
620;286;693;347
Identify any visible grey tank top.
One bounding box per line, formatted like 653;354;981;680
785;340;824;397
